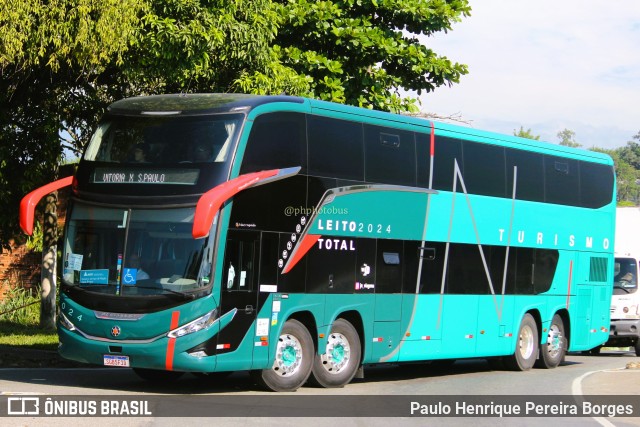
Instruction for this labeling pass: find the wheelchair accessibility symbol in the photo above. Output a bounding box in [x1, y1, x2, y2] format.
[122, 268, 137, 285]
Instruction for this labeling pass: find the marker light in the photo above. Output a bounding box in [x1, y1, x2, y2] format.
[59, 312, 76, 331]
[167, 309, 218, 338]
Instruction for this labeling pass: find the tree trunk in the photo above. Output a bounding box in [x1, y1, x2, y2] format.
[40, 191, 58, 330]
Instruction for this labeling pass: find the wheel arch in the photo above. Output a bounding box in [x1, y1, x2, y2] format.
[286, 310, 318, 353]
[554, 308, 571, 348]
[525, 308, 542, 337]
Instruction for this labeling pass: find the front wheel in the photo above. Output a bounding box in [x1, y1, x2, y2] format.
[309, 318, 361, 388]
[253, 319, 314, 392]
[504, 313, 538, 371]
[536, 314, 566, 369]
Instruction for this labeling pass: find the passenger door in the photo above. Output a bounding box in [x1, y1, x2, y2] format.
[215, 230, 260, 364]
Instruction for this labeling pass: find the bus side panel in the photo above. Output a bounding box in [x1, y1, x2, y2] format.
[397, 295, 443, 361]
[568, 251, 612, 351]
[476, 294, 515, 357]
[439, 295, 479, 358]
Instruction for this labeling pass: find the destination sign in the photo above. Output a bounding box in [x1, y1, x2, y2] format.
[92, 168, 200, 185]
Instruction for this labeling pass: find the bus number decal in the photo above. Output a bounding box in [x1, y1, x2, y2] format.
[317, 219, 392, 236]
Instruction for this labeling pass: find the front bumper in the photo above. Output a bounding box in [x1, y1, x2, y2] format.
[58, 325, 216, 372]
[606, 318, 640, 346]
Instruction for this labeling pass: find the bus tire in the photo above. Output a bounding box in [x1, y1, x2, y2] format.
[132, 367, 184, 383]
[535, 314, 566, 369]
[309, 318, 361, 388]
[504, 313, 538, 371]
[634, 340, 640, 357]
[254, 319, 314, 392]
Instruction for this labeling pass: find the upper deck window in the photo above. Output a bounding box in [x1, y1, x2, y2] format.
[83, 114, 243, 165]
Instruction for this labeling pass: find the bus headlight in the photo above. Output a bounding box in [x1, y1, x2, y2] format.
[167, 309, 218, 339]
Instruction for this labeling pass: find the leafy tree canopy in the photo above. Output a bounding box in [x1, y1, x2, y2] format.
[0, 0, 472, 249]
[557, 128, 581, 148]
[514, 126, 540, 140]
[268, 0, 471, 112]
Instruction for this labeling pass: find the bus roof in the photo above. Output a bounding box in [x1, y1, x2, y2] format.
[306, 97, 613, 165]
[107, 93, 304, 116]
[107, 93, 612, 165]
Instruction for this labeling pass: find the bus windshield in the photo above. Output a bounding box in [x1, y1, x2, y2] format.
[83, 114, 242, 164]
[62, 203, 216, 300]
[613, 257, 638, 295]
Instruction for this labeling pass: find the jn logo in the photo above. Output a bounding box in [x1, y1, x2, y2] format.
[7, 397, 40, 415]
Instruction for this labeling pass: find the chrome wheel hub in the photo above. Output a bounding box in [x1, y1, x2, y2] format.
[273, 333, 303, 376]
[519, 325, 535, 359]
[320, 332, 351, 374]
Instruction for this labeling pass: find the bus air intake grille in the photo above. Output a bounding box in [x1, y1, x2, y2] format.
[589, 257, 608, 283]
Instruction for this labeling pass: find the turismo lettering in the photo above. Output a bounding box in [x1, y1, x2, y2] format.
[498, 229, 610, 250]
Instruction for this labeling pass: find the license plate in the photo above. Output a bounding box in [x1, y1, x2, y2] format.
[103, 355, 130, 367]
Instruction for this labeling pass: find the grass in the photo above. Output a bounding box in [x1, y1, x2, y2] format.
[0, 285, 59, 352]
[0, 321, 58, 351]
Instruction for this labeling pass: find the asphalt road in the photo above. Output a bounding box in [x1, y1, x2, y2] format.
[0, 349, 638, 427]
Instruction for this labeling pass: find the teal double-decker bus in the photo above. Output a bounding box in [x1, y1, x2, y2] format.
[21, 94, 615, 391]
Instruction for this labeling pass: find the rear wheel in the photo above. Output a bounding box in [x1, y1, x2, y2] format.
[132, 368, 184, 383]
[634, 340, 640, 357]
[536, 314, 566, 369]
[309, 318, 361, 388]
[504, 313, 538, 371]
[253, 319, 314, 392]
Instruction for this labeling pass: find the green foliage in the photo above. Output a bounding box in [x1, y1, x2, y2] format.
[514, 126, 540, 140]
[0, 0, 146, 250]
[0, 0, 472, 250]
[25, 221, 43, 252]
[618, 138, 640, 170]
[0, 0, 144, 72]
[129, 0, 295, 93]
[275, 0, 471, 112]
[557, 128, 581, 148]
[0, 285, 40, 325]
